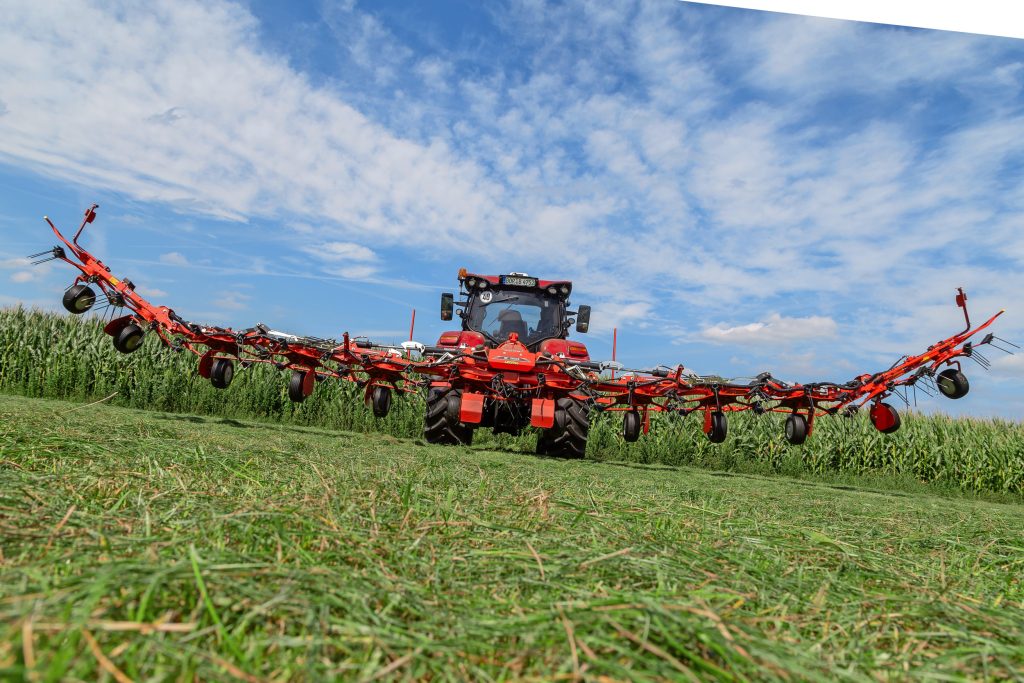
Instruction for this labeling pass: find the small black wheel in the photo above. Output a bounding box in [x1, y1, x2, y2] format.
[371, 385, 392, 418]
[210, 358, 234, 389]
[622, 410, 641, 442]
[62, 284, 96, 314]
[112, 323, 144, 354]
[870, 402, 901, 434]
[288, 370, 309, 403]
[937, 368, 969, 400]
[707, 411, 727, 443]
[424, 387, 474, 445]
[784, 413, 808, 445]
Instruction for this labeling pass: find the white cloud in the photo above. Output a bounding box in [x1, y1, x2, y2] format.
[701, 313, 838, 346]
[159, 252, 189, 266]
[10, 271, 34, 283]
[326, 265, 378, 280]
[312, 242, 377, 262]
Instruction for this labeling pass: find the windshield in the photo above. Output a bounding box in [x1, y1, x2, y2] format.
[465, 290, 562, 344]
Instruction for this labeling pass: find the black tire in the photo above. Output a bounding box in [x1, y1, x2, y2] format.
[424, 387, 473, 445]
[937, 368, 969, 400]
[288, 370, 309, 403]
[784, 413, 807, 445]
[870, 402, 901, 434]
[622, 409, 641, 443]
[112, 323, 144, 354]
[210, 358, 234, 389]
[707, 411, 727, 443]
[62, 284, 96, 314]
[543, 396, 590, 458]
[371, 385, 392, 418]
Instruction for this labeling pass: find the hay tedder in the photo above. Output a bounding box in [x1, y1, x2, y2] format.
[32, 205, 1014, 457]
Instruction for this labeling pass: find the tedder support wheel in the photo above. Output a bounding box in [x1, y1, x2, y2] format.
[707, 411, 728, 443]
[542, 396, 590, 458]
[622, 409, 641, 443]
[62, 284, 96, 314]
[424, 387, 473, 445]
[288, 370, 309, 403]
[784, 413, 808, 445]
[870, 402, 901, 434]
[371, 386, 392, 418]
[210, 358, 234, 389]
[112, 323, 144, 354]
[937, 368, 969, 399]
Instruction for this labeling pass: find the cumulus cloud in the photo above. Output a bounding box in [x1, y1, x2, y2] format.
[701, 313, 838, 346]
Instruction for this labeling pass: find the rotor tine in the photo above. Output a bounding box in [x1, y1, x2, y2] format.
[990, 342, 1016, 355]
[993, 335, 1021, 349]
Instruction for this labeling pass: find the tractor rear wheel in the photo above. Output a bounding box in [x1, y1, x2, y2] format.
[542, 396, 590, 458]
[424, 387, 473, 445]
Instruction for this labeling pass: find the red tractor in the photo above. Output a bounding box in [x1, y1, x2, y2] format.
[419, 269, 596, 456]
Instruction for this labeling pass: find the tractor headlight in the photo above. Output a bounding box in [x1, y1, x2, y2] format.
[466, 278, 477, 289]
[547, 286, 557, 295]
[477, 280, 488, 289]
[560, 285, 570, 295]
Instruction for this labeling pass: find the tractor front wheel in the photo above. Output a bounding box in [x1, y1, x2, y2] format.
[424, 387, 473, 445]
[541, 396, 590, 458]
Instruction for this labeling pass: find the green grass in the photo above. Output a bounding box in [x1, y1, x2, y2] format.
[2, 394, 1023, 680]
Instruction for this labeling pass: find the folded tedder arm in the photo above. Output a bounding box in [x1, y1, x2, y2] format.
[32, 205, 1013, 450]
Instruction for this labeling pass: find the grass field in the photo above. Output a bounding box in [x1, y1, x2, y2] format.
[2, 393, 1022, 681]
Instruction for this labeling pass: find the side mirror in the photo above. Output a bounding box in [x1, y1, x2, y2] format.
[575, 304, 591, 333]
[441, 293, 454, 321]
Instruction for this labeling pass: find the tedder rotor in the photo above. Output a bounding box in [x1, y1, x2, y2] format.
[31, 205, 1016, 457]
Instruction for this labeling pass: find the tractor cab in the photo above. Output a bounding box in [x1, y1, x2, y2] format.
[438, 269, 591, 356]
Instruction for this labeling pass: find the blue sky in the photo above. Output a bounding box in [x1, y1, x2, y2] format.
[2, 0, 1023, 418]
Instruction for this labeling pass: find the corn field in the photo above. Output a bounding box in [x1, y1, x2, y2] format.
[2, 306, 1022, 493]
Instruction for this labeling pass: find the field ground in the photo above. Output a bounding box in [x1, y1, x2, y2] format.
[1, 393, 1023, 681]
